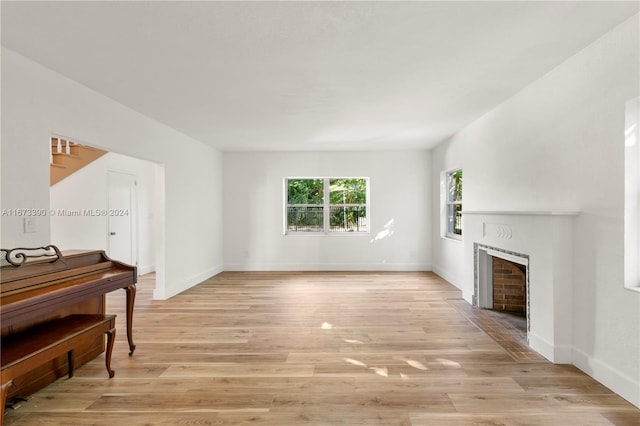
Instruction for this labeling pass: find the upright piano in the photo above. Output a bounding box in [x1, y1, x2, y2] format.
[0, 245, 136, 401]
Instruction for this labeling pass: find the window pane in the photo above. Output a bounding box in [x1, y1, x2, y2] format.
[447, 203, 463, 235]
[329, 206, 367, 233]
[287, 179, 323, 204]
[286, 177, 368, 235]
[448, 170, 463, 202]
[287, 206, 324, 232]
[329, 179, 366, 204]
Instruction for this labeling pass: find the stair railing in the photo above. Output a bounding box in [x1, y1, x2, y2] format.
[51, 137, 74, 163]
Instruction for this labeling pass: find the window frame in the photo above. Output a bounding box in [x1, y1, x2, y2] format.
[442, 168, 463, 241]
[284, 177, 370, 236]
[624, 97, 640, 292]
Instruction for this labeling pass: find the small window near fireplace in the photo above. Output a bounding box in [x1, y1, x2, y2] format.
[443, 169, 463, 240]
[624, 97, 640, 292]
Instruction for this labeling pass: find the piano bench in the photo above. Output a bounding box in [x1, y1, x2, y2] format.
[0, 314, 116, 425]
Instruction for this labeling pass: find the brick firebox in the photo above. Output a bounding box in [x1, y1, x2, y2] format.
[492, 257, 527, 316]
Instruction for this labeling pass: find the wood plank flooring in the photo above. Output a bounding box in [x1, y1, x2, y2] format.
[4, 271, 639, 425]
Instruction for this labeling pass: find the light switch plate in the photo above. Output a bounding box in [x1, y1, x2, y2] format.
[24, 217, 37, 233]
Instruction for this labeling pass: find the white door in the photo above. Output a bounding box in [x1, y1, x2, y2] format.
[107, 171, 136, 266]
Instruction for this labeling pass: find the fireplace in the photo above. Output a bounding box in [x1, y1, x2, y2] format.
[463, 211, 578, 363]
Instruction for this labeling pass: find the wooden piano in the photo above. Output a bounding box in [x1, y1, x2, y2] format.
[0, 245, 136, 407]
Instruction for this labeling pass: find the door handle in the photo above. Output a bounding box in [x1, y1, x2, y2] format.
[110, 232, 116, 236]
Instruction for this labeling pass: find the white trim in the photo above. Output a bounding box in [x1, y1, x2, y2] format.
[323, 178, 330, 233]
[283, 233, 371, 238]
[445, 233, 462, 241]
[462, 210, 580, 216]
[527, 332, 556, 362]
[431, 266, 463, 289]
[224, 263, 432, 272]
[477, 249, 493, 309]
[153, 264, 223, 300]
[573, 346, 640, 408]
[624, 97, 640, 291]
[440, 235, 463, 244]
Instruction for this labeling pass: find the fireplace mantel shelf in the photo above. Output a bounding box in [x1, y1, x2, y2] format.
[462, 210, 580, 216]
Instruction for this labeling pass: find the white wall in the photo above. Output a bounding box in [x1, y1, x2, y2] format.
[1, 47, 224, 300]
[224, 151, 431, 271]
[50, 152, 157, 275]
[431, 16, 639, 406]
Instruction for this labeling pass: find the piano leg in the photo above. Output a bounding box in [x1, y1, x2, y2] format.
[1, 380, 13, 426]
[105, 327, 116, 378]
[67, 350, 75, 378]
[125, 284, 136, 355]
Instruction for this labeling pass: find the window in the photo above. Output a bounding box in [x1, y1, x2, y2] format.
[625, 97, 639, 291]
[445, 169, 463, 239]
[286, 178, 368, 235]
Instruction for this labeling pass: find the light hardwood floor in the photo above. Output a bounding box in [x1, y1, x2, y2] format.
[4, 272, 639, 425]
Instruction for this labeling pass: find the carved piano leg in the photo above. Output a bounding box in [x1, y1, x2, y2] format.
[105, 328, 116, 378]
[125, 284, 136, 355]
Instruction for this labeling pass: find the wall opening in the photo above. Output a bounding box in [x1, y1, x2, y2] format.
[49, 140, 164, 282]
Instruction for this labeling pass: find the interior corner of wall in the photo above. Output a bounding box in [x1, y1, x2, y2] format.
[572, 346, 640, 408]
[152, 287, 167, 301]
[527, 332, 556, 363]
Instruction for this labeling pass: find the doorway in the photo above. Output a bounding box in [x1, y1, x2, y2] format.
[107, 170, 136, 265]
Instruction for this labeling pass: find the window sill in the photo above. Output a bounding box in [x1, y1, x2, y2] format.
[442, 235, 463, 243]
[624, 285, 640, 293]
[285, 233, 370, 237]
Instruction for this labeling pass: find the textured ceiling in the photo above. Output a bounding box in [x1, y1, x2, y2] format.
[2, 1, 638, 151]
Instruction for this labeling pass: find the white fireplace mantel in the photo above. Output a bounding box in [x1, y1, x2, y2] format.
[463, 211, 578, 363]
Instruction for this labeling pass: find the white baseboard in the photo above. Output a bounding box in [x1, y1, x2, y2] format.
[573, 346, 640, 408]
[431, 265, 472, 302]
[527, 332, 573, 364]
[527, 334, 639, 407]
[431, 265, 462, 288]
[553, 345, 573, 364]
[528, 332, 556, 362]
[153, 264, 223, 300]
[223, 263, 432, 272]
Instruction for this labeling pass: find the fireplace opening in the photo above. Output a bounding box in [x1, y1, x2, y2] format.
[474, 244, 530, 338]
[492, 257, 527, 317]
